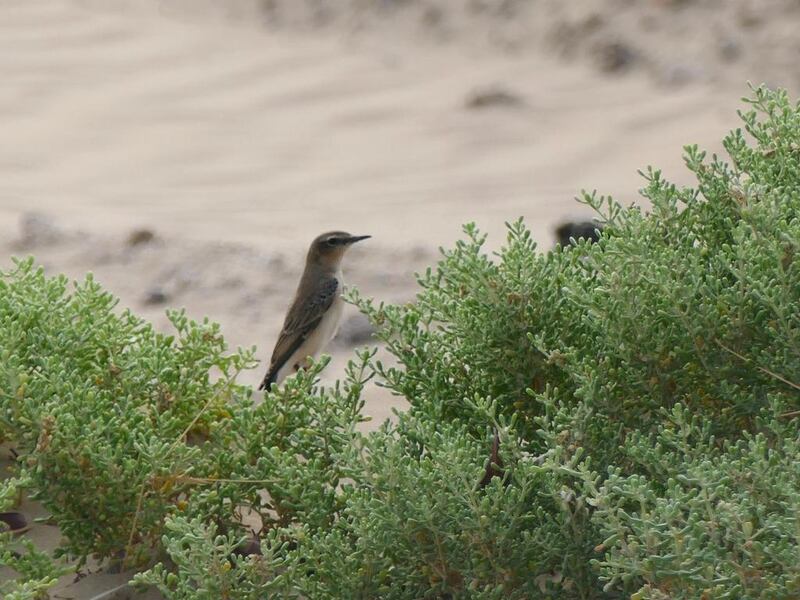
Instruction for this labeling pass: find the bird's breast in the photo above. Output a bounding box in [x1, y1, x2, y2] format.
[305, 273, 345, 356]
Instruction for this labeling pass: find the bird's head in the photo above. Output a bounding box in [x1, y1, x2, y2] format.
[307, 231, 371, 269]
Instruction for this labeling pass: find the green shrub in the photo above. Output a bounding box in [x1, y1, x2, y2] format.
[0, 533, 64, 600]
[323, 85, 800, 597]
[277, 411, 601, 599]
[356, 88, 799, 458]
[592, 403, 800, 599]
[132, 516, 293, 599]
[0, 86, 798, 598]
[0, 259, 366, 572]
[349, 222, 581, 442]
[0, 260, 256, 565]
[0, 477, 67, 599]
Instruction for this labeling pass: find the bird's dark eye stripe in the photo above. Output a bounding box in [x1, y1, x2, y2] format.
[327, 237, 343, 246]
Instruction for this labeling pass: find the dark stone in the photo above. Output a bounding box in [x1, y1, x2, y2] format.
[719, 38, 741, 62]
[336, 313, 376, 347]
[127, 229, 156, 247]
[465, 86, 526, 110]
[17, 212, 64, 248]
[0, 511, 29, 534]
[143, 286, 169, 305]
[554, 220, 603, 247]
[594, 40, 637, 73]
[234, 536, 262, 558]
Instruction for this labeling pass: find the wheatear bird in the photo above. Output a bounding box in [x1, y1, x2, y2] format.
[258, 231, 370, 390]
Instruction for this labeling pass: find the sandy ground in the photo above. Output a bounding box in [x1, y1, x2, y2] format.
[3, 0, 772, 402]
[1, 0, 800, 596]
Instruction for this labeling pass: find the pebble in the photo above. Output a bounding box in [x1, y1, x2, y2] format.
[465, 86, 526, 109]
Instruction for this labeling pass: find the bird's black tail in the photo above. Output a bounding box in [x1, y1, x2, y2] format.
[258, 368, 277, 391]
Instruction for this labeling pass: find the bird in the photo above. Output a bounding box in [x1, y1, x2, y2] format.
[258, 231, 370, 390]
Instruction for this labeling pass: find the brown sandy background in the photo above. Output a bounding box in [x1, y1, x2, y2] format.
[1, 1, 800, 594]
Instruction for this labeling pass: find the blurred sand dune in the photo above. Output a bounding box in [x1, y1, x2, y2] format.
[1, 0, 751, 253]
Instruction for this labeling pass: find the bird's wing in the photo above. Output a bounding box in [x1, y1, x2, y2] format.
[258, 276, 339, 390]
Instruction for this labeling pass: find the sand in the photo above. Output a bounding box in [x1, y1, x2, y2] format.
[1, 0, 757, 405]
[1, 0, 799, 596]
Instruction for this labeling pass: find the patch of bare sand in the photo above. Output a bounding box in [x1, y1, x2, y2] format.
[1, 0, 752, 260]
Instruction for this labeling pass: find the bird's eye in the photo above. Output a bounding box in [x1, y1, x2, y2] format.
[325, 238, 338, 246]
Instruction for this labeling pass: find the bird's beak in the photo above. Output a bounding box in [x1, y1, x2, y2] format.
[345, 235, 371, 244]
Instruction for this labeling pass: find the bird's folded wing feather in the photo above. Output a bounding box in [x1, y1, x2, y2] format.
[259, 276, 339, 389]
